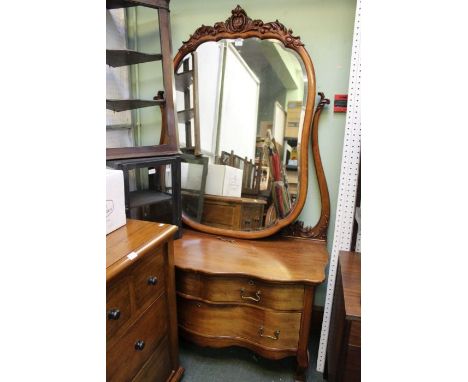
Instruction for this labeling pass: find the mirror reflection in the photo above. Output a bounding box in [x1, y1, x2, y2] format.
[175, 38, 307, 231]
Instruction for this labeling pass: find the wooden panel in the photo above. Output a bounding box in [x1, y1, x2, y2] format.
[132, 336, 171, 382]
[132, 248, 166, 309]
[174, 229, 328, 285]
[339, 251, 361, 320]
[344, 345, 361, 382]
[176, 270, 304, 311]
[177, 296, 301, 350]
[107, 294, 168, 382]
[349, 321, 360, 347]
[202, 202, 239, 229]
[240, 204, 264, 230]
[106, 219, 177, 276]
[106, 275, 132, 340]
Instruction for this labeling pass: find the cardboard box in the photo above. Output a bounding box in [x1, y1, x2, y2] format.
[205, 164, 243, 197]
[106, 168, 126, 235]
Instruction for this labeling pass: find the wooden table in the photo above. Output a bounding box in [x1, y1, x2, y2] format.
[326, 251, 361, 382]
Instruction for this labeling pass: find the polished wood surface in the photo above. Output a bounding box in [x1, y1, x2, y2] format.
[280, 92, 331, 241]
[106, 219, 183, 382]
[326, 251, 361, 382]
[339, 251, 361, 320]
[107, 295, 168, 381]
[106, 219, 177, 281]
[176, 270, 305, 311]
[178, 296, 302, 350]
[174, 6, 331, 239]
[174, 229, 328, 285]
[174, 228, 329, 381]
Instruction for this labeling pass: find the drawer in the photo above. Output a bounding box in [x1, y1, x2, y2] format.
[107, 293, 168, 382]
[178, 296, 301, 350]
[176, 271, 304, 311]
[132, 336, 172, 382]
[132, 249, 166, 310]
[240, 205, 264, 230]
[202, 202, 240, 229]
[107, 275, 131, 340]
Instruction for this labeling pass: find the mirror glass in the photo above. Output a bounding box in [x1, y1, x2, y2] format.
[175, 37, 307, 231]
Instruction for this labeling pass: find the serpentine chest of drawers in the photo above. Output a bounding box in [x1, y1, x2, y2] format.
[106, 219, 183, 382]
[173, 229, 328, 381]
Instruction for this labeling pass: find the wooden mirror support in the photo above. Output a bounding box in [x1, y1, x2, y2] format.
[280, 92, 331, 241]
[174, 5, 330, 240]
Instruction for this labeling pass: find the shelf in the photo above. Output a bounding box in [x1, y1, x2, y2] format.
[128, 190, 172, 209]
[177, 108, 194, 122]
[107, 99, 165, 112]
[107, 50, 162, 67]
[175, 70, 193, 91]
[106, 0, 169, 10]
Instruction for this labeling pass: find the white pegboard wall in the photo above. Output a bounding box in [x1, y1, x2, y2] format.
[317, 0, 361, 372]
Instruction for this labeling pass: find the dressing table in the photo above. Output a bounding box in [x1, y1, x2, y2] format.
[171, 6, 330, 381]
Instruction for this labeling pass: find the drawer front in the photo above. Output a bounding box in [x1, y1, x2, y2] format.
[176, 271, 304, 311]
[240, 205, 264, 230]
[107, 275, 131, 340]
[202, 202, 240, 229]
[107, 294, 168, 382]
[132, 249, 166, 310]
[178, 296, 301, 350]
[132, 336, 172, 382]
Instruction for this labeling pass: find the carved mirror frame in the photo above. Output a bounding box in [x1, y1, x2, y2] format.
[174, 5, 330, 240]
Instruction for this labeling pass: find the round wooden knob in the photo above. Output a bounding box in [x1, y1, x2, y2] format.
[108, 308, 120, 320]
[147, 276, 158, 286]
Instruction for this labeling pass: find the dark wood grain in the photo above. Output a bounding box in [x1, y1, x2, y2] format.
[326, 251, 361, 382]
[340, 251, 361, 320]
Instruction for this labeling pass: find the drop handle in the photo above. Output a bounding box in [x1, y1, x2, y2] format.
[259, 326, 280, 340]
[147, 276, 158, 286]
[135, 340, 145, 351]
[240, 288, 261, 302]
[107, 308, 120, 320]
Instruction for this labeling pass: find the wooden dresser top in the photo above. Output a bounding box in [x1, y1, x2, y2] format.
[339, 251, 361, 320]
[174, 229, 329, 285]
[106, 219, 178, 279]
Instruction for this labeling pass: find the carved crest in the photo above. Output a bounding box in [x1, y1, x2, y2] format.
[179, 5, 304, 54]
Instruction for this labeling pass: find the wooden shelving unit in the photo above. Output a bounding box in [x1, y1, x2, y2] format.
[106, 0, 178, 159]
[106, 0, 182, 236]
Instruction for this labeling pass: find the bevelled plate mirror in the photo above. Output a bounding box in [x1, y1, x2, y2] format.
[173, 6, 329, 239]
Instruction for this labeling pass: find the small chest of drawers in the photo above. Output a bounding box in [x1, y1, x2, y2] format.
[106, 219, 183, 382]
[174, 229, 329, 382]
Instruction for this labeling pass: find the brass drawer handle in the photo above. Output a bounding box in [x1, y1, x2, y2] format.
[259, 326, 280, 340]
[240, 288, 261, 302]
[135, 340, 145, 351]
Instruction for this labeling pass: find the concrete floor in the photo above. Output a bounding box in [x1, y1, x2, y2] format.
[179, 333, 326, 382]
